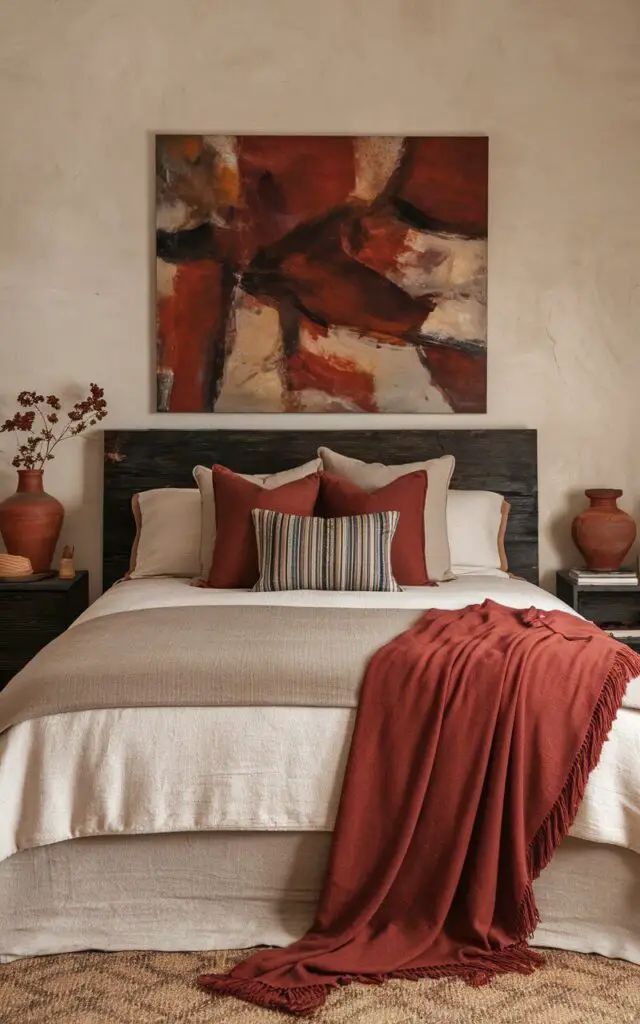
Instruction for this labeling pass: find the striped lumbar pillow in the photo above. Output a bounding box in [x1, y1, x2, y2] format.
[252, 509, 401, 592]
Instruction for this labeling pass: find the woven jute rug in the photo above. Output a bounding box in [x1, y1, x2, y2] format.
[1, 947, 639, 1023]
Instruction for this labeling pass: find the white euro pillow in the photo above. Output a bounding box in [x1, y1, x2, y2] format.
[128, 488, 201, 580]
[447, 490, 510, 574]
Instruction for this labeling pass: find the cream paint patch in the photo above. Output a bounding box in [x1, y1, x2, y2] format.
[203, 134, 240, 208]
[155, 199, 199, 232]
[203, 134, 237, 165]
[390, 232, 487, 300]
[216, 293, 285, 412]
[297, 325, 453, 413]
[422, 296, 486, 342]
[352, 137, 404, 201]
[155, 258, 177, 298]
[297, 390, 363, 413]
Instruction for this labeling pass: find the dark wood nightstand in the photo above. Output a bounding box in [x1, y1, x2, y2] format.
[0, 571, 89, 691]
[556, 570, 640, 653]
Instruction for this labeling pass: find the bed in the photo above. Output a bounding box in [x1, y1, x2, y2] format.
[0, 429, 639, 966]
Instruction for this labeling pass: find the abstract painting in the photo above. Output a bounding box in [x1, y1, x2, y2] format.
[155, 136, 487, 413]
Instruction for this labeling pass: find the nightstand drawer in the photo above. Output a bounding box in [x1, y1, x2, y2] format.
[0, 626, 62, 668]
[577, 590, 640, 628]
[0, 571, 89, 688]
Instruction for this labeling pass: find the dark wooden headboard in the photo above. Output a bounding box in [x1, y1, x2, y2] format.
[103, 429, 538, 590]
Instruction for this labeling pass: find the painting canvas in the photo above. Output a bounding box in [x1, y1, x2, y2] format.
[155, 135, 488, 413]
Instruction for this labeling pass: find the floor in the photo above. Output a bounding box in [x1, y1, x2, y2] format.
[1, 947, 640, 1023]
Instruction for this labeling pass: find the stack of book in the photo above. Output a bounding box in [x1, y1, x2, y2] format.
[568, 567, 639, 586]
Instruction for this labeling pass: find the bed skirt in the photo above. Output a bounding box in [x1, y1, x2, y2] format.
[0, 831, 638, 964]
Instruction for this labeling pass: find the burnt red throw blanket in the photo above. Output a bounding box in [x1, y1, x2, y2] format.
[200, 600, 640, 1016]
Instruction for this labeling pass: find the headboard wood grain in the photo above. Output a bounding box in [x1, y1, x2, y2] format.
[103, 429, 538, 590]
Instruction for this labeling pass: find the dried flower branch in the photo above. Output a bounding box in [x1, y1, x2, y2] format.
[0, 385, 108, 469]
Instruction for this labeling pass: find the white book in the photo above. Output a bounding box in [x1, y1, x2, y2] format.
[575, 578, 638, 586]
[569, 569, 637, 578]
[571, 573, 638, 579]
[607, 628, 640, 638]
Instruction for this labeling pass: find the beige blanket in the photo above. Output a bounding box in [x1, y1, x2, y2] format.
[0, 605, 422, 733]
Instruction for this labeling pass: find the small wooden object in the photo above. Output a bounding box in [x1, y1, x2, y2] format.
[0, 553, 33, 578]
[58, 545, 76, 580]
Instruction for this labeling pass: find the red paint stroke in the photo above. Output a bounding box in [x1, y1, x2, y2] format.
[423, 345, 486, 413]
[235, 136, 356, 260]
[289, 346, 377, 412]
[301, 315, 330, 342]
[277, 227, 432, 341]
[399, 137, 488, 237]
[342, 213, 412, 278]
[157, 261, 222, 411]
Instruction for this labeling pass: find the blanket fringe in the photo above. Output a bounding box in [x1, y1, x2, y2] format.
[199, 943, 545, 1015]
[517, 643, 639, 939]
[198, 974, 332, 1017]
[384, 941, 545, 987]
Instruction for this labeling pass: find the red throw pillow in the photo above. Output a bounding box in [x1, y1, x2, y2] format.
[319, 470, 429, 585]
[208, 466, 321, 588]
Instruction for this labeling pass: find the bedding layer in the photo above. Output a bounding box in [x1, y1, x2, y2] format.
[71, 574, 640, 710]
[0, 704, 638, 866]
[0, 605, 424, 732]
[0, 576, 638, 872]
[1, 833, 639, 964]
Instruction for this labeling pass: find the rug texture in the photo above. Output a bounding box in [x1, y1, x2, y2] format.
[1, 948, 639, 1023]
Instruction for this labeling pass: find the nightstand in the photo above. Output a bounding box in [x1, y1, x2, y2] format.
[0, 571, 89, 691]
[556, 570, 640, 653]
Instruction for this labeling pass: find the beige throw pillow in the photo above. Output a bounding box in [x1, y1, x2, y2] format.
[446, 490, 511, 574]
[128, 488, 201, 579]
[193, 459, 323, 580]
[317, 447, 455, 582]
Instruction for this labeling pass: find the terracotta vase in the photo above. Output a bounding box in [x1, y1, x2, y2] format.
[571, 488, 637, 571]
[0, 469, 64, 572]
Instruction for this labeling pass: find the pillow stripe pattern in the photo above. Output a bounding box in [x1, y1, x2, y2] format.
[252, 509, 401, 592]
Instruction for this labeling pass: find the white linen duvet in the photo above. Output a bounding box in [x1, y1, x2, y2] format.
[0, 574, 639, 868]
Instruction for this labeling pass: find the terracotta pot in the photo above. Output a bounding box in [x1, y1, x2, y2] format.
[0, 470, 64, 572]
[571, 488, 637, 571]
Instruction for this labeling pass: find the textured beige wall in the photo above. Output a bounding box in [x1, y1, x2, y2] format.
[1, 0, 639, 595]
